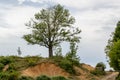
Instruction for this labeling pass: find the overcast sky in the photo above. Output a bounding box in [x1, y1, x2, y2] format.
[0, 0, 120, 69]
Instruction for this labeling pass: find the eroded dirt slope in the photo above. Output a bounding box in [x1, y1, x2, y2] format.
[21, 62, 70, 78]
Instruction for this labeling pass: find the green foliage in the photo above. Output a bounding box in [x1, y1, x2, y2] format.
[0, 56, 15, 65]
[91, 62, 106, 76]
[66, 42, 80, 66]
[113, 21, 120, 42]
[96, 62, 106, 71]
[59, 58, 75, 74]
[108, 40, 120, 70]
[25, 56, 40, 67]
[0, 71, 19, 80]
[36, 75, 51, 80]
[90, 70, 105, 76]
[23, 4, 81, 57]
[105, 21, 120, 70]
[52, 76, 68, 80]
[18, 76, 33, 80]
[0, 63, 4, 71]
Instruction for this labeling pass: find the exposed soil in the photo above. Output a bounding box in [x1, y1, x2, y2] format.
[21, 62, 70, 78]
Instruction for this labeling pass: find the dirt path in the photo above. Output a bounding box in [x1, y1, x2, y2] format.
[101, 72, 119, 80]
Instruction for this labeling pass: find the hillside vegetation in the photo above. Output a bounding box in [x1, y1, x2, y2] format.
[0, 55, 114, 80]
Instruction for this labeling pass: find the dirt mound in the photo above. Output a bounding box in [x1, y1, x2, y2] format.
[21, 62, 69, 78]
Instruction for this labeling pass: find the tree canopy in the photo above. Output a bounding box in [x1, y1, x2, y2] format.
[23, 4, 81, 57]
[105, 21, 120, 70]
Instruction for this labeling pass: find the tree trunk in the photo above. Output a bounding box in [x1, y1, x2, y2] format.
[49, 45, 53, 57]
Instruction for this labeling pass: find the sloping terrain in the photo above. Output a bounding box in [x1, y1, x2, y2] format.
[0, 56, 118, 80]
[21, 62, 100, 80]
[21, 62, 70, 78]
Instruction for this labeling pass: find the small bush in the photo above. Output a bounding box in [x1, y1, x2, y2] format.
[91, 70, 105, 76]
[25, 57, 38, 67]
[96, 62, 106, 71]
[18, 76, 33, 80]
[0, 71, 19, 80]
[59, 58, 75, 74]
[36, 75, 51, 80]
[0, 63, 4, 71]
[91, 62, 106, 76]
[52, 76, 68, 80]
[0, 56, 15, 65]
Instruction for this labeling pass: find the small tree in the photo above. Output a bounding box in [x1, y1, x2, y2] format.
[23, 4, 81, 57]
[66, 42, 80, 66]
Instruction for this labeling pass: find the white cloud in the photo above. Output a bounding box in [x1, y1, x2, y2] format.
[17, 0, 120, 10]
[18, 0, 26, 4]
[0, 5, 41, 38]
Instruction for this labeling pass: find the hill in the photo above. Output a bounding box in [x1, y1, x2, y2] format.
[0, 56, 118, 80]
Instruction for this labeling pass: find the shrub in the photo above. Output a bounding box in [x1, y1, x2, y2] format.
[36, 75, 51, 80]
[18, 76, 33, 80]
[91, 62, 106, 76]
[0, 71, 19, 80]
[91, 70, 105, 76]
[52, 76, 68, 80]
[25, 57, 38, 67]
[0, 63, 4, 71]
[0, 56, 15, 65]
[96, 62, 106, 71]
[59, 58, 75, 74]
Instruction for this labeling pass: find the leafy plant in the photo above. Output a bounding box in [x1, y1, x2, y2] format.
[52, 76, 68, 80]
[91, 70, 105, 76]
[0, 71, 19, 80]
[0, 56, 15, 65]
[36, 75, 51, 80]
[59, 58, 75, 74]
[18, 76, 33, 80]
[66, 42, 80, 66]
[0, 63, 4, 71]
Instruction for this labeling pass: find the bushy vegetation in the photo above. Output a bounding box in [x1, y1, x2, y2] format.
[0, 56, 15, 65]
[36, 75, 68, 80]
[36, 75, 51, 80]
[58, 58, 76, 74]
[18, 76, 33, 80]
[96, 62, 106, 71]
[0, 70, 19, 80]
[91, 70, 106, 76]
[52, 76, 68, 80]
[65, 42, 80, 66]
[105, 21, 120, 70]
[91, 62, 106, 76]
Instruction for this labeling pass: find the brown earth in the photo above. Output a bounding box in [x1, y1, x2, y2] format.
[21, 62, 70, 78]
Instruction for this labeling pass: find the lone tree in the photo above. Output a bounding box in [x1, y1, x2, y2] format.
[23, 4, 81, 57]
[105, 21, 120, 70]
